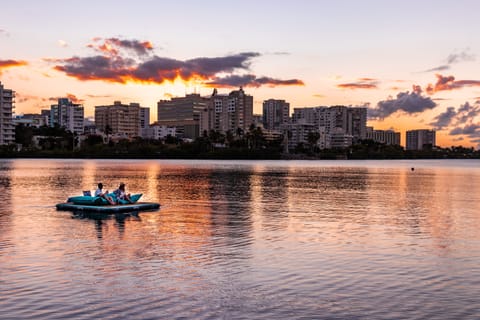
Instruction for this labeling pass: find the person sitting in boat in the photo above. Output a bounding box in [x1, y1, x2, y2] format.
[113, 182, 133, 204]
[94, 182, 116, 205]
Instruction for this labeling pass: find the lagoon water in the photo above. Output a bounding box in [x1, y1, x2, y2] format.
[0, 159, 479, 319]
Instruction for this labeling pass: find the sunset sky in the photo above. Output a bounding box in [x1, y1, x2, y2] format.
[1, 0, 480, 147]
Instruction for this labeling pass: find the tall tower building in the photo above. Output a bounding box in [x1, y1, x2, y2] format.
[209, 87, 253, 134]
[0, 82, 15, 145]
[406, 129, 436, 150]
[50, 98, 84, 135]
[95, 101, 141, 137]
[262, 99, 290, 130]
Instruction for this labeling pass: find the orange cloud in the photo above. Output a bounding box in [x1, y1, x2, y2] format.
[48, 93, 84, 104]
[0, 59, 28, 74]
[426, 74, 480, 94]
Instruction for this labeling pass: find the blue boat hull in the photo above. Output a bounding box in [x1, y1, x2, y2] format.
[56, 201, 160, 213]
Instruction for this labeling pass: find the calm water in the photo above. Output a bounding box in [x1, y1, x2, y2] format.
[0, 159, 479, 319]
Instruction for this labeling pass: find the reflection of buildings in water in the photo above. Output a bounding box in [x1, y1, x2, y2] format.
[286, 167, 369, 219]
[250, 166, 290, 232]
[0, 160, 13, 256]
[208, 169, 254, 238]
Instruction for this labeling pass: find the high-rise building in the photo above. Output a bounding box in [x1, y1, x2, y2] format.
[282, 122, 318, 150]
[139, 107, 150, 130]
[50, 98, 84, 135]
[291, 106, 367, 148]
[262, 99, 290, 130]
[366, 127, 401, 145]
[157, 94, 208, 139]
[406, 129, 436, 150]
[95, 101, 141, 137]
[0, 82, 15, 145]
[208, 87, 253, 134]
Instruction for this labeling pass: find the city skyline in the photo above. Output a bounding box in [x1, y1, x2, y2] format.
[1, 0, 480, 147]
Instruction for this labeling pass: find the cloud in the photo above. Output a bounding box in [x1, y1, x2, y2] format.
[87, 37, 154, 57]
[446, 49, 475, 64]
[66, 93, 84, 104]
[369, 86, 436, 119]
[337, 78, 378, 90]
[205, 74, 304, 88]
[423, 48, 475, 73]
[0, 59, 28, 74]
[48, 94, 84, 104]
[430, 106, 457, 130]
[430, 101, 480, 131]
[313, 94, 325, 98]
[423, 65, 450, 72]
[86, 94, 115, 99]
[449, 123, 480, 137]
[426, 74, 480, 94]
[52, 38, 303, 88]
[58, 40, 68, 48]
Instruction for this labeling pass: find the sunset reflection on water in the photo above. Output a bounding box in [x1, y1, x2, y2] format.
[1, 159, 480, 319]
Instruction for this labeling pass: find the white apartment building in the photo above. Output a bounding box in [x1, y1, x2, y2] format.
[50, 98, 84, 135]
[209, 87, 253, 134]
[366, 126, 401, 145]
[406, 129, 436, 150]
[0, 82, 15, 145]
[263, 99, 290, 130]
[142, 124, 177, 140]
[291, 105, 367, 149]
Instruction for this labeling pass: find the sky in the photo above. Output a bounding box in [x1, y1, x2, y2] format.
[1, 0, 480, 148]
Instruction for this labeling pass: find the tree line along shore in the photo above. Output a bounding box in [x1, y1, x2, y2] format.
[3, 124, 479, 160]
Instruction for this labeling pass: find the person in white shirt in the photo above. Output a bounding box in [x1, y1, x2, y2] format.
[94, 182, 116, 205]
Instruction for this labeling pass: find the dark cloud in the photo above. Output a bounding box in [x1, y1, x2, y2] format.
[447, 49, 475, 64]
[52, 39, 303, 88]
[206, 74, 304, 88]
[426, 74, 480, 94]
[337, 78, 378, 90]
[185, 52, 259, 76]
[0, 59, 28, 74]
[430, 102, 480, 138]
[423, 49, 475, 73]
[423, 65, 450, 72]
[430, 106, 457, 129]
[449, 123, 480, 136]
[87, 37, 154, 57]
[457, 101, 480, 123]
[369, 87, 436, 119]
